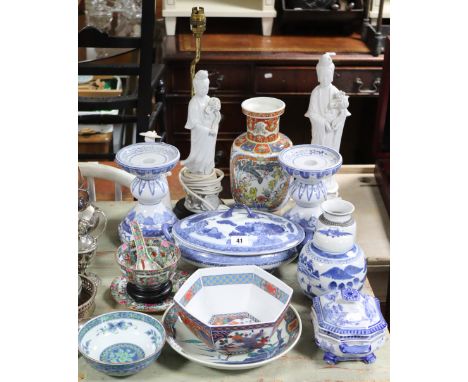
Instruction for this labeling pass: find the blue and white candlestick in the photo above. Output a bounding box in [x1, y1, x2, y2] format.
[278, 144, 342, 247]
[115, 142, 180, 243]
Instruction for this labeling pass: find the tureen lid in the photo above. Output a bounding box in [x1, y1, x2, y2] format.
[311, 288, 387, 338]
[171, 204, 305, 256]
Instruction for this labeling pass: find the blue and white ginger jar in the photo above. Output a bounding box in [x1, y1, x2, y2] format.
[297, 241, 366, 298]
[313, 198, 356, 254]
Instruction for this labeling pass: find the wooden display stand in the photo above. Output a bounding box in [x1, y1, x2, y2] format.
[162, 0, 276, 36]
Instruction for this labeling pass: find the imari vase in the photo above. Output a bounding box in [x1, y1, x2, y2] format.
[230, 97, 292, 211]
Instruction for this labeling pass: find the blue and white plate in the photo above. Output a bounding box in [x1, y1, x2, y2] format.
[115, 142, 180, 179]
[171, 204, 304, 256]
[162, 303, 302, 370]
[278, 144, 342, 180]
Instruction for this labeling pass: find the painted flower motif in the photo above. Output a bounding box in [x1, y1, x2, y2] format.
[184, 289, 193, 303]
[107, 348, 138, 363]
[179, 312, 194, 329]
[96, 320, 133, 336]
[256, 195, 267, 204]
[287, 318, 298, 334]
[341, 288, 360, 301]
[264, 281, 277, 296]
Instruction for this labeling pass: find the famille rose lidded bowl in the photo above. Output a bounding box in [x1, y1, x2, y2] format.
[173, 265, 293, 355]
[311, 288, 387, 364]
[230, 97, 292, 211]
[166, 204, 304, 268]
[115, 237, 181, 304]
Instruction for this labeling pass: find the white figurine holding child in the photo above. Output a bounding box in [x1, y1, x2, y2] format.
[305, 52, 351, 153]
[179, 70, 224, 213]
[182, 70, 221, 175]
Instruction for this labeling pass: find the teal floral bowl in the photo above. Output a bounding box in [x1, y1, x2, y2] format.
[78, 311, 166, 376]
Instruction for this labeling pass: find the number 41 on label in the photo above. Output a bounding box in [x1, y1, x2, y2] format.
[232, 236, 253, 246]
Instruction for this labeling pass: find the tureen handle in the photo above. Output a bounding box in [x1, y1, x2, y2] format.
[221, 203, 258, 219]
[339, 343, 371, 354]
[162, 223, 174, 243]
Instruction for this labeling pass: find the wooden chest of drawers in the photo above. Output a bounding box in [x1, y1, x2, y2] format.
[162, 35, 384, 197]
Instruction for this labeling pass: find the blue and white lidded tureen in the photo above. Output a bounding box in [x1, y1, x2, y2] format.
[166, 204, 305, 269]
[311, 288, 387, 364]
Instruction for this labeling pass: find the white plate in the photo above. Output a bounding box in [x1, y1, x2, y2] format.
[162, 303, 302, 370]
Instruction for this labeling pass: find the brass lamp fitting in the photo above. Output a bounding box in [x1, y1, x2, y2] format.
[190, 7, 206, 96]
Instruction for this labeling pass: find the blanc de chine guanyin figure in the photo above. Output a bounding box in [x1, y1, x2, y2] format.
[180, 70, 223, 213]
[182, 70, 221, 175]
[305, 52, 351, 153]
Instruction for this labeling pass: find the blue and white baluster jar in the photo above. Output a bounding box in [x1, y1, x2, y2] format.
[278, 144, 343, 247]
[297, 198, 366, 298]
[115, 142, 180, 243]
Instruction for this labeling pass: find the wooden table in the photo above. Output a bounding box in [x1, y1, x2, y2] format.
[78, 170, 390, 381]
[94, 167, 390, 304]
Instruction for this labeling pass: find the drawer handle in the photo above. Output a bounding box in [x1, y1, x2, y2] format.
[214, 150, 225, 166]
[354, 77, 381, 95]
[209, 71, 225, 92]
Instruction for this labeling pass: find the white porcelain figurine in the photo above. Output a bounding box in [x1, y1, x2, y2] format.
[305, 52, 351, 153]
[182, 70, 221, 175]
[140, 130, 162, 142]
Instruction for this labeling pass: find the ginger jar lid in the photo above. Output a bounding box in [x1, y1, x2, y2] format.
[171, 204, 305, 256]
[311, 288, 387, 339]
